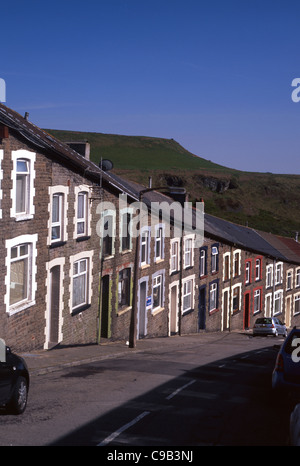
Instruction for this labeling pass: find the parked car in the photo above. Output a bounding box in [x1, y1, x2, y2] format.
[0, 345, 30, 414]
[272, 326, 300, 393]
[253, 317, 287, 338]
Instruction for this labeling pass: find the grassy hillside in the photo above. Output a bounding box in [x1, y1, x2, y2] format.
[46, 129, 300, 238]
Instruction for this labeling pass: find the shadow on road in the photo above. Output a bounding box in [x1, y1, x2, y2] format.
[48, 342, 297, 446]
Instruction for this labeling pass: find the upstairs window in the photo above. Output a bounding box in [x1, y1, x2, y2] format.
[266, 264, 273, 288]
[170, 239, 179, 273]
[49, 186, 68, 245]
[11, 150, 36, 219]
[287, 270, 293, 290]
[255, 258, 262, 281]
[51, 193, 64, 243]
[223, 253, 230, 281]
[120, 211, 132, 252]
[102, 212, 115, 257]
[211, 246, 219, 273]
[275, 262, 283, 285]
[184, 236, 193, 268]
[155, 225, 164, 261]
[296, 268, 300, 288]
[233, 250, 241, 277]
[140, 228, 150, 266]
[245, 261, 251, 284]
[200, 248, 207, 277]
[77, 192, 88, 236]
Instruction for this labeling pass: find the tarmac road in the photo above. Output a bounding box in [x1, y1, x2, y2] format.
[0, 332, 294, 446]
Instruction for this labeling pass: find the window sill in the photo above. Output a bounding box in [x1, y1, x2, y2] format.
[209, 308, 219, 315]
[71, 304, 91, 316]
[140, 263, 150, 270]
[120, 249, 132, 255]
[117, 306, 132, 316]
[182, 307, 194, 316]
[14, 214, 34, 222]
[50, 241, 67, 249]
[76, 235, 91, 243]
[8, 300, 36, 316]
[152, 306, 164, 316]
[103, 254, 114, 260]
[155, 258, 164, 264]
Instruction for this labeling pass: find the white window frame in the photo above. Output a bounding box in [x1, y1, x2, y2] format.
[255, 258, 261, 281]
[200, 249, 206, 277]
[275, 262, 283, 285]
[233, 249, 241, 277]
[5, 234, 38, 315]
[184, 235, 194, 269]
[182, 276, 195, 313]
[245, 260, 251, 284]
[140, 226, 151, 266]
[69, 250, 93, 313]
[120, 207, 133, 252]
[209, 282, 218, 312]
[273, 289, 283, 315]
[254, 288, 261, 313]
[11, 150, 36, 220]
[48, 186, 69, 245]
[223, 252, 231, 281]
[211, 246, 218, 273]
[152, 270, 165, 312]
[232, 283, 242, 312]
[170, 238, 180, 273]
[286, 269, 293, 291]
[74, 185, 91, 239]
[266, 264, 273, 288]
[294, 292, 300, 315]
[155, 223, 165, 262]
[296, 268, 300, 288]
[101, 209, 116, 257]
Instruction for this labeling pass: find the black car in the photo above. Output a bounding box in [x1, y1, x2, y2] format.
[0, 346, 29, 414]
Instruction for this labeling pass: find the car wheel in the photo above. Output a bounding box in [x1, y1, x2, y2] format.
[8, 376, 28, 414]
[274, 330, 279, 337]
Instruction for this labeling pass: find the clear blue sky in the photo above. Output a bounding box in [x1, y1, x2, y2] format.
[1, 0, 300, 173]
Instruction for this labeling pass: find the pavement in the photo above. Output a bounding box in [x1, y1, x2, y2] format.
[19, 331, 246, 376]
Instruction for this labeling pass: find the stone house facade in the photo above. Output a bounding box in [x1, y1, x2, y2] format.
[2, 102, 300, 353]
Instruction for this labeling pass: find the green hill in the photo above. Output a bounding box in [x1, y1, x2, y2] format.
[46, 129, 300, 238]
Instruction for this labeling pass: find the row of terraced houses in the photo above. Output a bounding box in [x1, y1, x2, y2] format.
[1, 102, 300, 352]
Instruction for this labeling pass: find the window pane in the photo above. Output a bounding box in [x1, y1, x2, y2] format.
[77, 193, 85, 219]
[16, 175, 26, 213]
[10, 258, 28, 305]
[52, 195, 60, 223]
[17, 160, 28, 172]
[73, 275, 86, 308]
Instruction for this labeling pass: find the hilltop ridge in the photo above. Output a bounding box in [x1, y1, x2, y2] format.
[46, 129, 300, 238]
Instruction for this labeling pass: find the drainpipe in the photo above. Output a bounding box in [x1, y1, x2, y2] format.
[229, 245, 233, 332]
[272, 259, 276, 317]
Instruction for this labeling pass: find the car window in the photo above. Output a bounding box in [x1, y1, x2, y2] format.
[256, 318, 272, 324]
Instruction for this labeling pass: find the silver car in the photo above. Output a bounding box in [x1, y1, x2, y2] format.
[253, 317, 287, 338]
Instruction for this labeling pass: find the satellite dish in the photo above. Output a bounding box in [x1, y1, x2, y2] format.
[99, 159, 114, 172]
